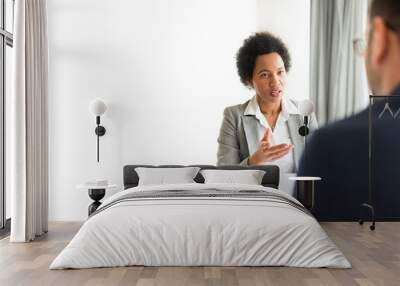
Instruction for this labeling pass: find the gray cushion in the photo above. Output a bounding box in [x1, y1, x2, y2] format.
[124, 165, 280, 189]
[135, 167, 200, 186]
[200, 169, 266, 185]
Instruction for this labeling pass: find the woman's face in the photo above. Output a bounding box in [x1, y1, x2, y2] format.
[249, 52, 287, 105]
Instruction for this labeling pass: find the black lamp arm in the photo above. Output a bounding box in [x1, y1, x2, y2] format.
[303, 115, 309, 126]
[94, 115, 106, 162]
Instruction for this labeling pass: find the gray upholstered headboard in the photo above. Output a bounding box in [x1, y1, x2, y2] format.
[123, 165, 280, 189]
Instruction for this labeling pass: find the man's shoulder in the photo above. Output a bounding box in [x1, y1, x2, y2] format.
[309, 109, 368, 149]
[315, 110, 368, 136]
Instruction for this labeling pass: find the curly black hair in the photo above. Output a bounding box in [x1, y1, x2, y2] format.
[236, 32, 291, 86]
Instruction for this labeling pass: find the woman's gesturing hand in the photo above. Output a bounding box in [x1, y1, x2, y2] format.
[248, 128, 293, 165]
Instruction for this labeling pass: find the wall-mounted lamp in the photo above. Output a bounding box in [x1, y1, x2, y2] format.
[298, 99, 314, 137]
[89, 99, 107, 162]
[298, 99, 315, 168]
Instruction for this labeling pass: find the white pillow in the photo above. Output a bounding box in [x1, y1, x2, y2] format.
[135, 167, 201, 186]
[200, 169, 266, 185]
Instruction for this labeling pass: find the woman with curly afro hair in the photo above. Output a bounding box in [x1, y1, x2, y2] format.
[217, 32, 318, 180]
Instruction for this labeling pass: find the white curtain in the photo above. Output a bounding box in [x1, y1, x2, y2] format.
[310, 0, 369, 125]
[9, 0, 48, 242]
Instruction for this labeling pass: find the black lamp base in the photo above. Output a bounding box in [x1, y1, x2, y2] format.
[95, 126, 106, 136]
[298, 125, 310, 136]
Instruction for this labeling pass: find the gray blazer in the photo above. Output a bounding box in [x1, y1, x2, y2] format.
[217, 99, 318, 170]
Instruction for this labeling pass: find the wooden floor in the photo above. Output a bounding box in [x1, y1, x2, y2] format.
[0, 222, 399, 286]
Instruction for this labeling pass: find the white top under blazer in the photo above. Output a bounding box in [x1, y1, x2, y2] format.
[244, 95, 299, 173]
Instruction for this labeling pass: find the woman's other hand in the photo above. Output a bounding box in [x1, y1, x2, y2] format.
[248, 128, 293, 165]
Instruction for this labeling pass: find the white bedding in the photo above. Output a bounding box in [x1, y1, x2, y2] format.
[50, 183, 350, 269]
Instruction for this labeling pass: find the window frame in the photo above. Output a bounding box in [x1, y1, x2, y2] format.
[0, 0, 14, 232]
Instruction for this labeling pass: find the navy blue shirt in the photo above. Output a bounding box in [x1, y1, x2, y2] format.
[298, 85, 400, 220]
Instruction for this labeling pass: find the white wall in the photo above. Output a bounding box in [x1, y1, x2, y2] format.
[257, 0, 310, 100]
[48, 0, 310, 221]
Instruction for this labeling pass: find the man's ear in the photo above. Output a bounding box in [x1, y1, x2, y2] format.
[246, 80, 253, 89]
[370, 17, 389, 66]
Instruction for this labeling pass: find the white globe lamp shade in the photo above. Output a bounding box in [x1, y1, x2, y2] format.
[298, 99, 314, 116]
[89, 99, 107, 116]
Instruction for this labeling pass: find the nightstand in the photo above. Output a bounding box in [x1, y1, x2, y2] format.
[77, 183, 117, 216]
[289, 176, 321, 211]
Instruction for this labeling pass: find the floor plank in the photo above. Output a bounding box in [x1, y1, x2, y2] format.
[0, 222, 399, 286]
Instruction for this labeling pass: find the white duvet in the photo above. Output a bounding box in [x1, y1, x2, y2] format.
[50, 183, 350, 269]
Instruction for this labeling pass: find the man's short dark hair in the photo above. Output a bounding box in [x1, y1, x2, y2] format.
[370, 0, 400, 30]
[236, 32, 291, 86]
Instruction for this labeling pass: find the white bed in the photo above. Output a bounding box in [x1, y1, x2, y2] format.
[50, 183, 350, 269]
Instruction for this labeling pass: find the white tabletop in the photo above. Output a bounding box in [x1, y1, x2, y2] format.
[289, 176, 321, 181]
[76, 184, 117, 190]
